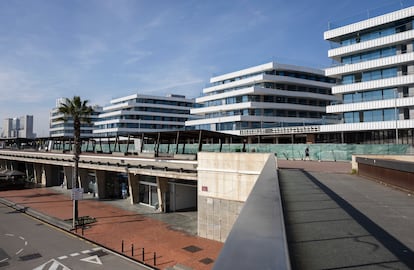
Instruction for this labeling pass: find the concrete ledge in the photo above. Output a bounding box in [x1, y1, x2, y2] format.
[355, 157, 414, 192]
[138, 153, 155, 158]
[213, 155, 290, 270]
[173, 154, 197, 160]
[356, 157, 414, 173]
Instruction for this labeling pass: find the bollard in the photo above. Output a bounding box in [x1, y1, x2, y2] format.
[142, 247, 145, 261]
[132, 244, 134, 257]
[81, 226, 84, 236]
[121, 240, 124, 253]
[153, 252, 156, 266]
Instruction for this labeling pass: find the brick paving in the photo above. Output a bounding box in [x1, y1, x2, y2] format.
[0, 188, 222, 270]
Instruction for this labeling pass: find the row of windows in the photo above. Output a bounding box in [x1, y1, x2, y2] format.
[115, 107, 190, 114]
[207, 82, 331, 97]
[96, 123, 185, 129]
[344, 109, 396, 123]
[341, 26, 396, 46]
[98, 115, 189, 122]
[265, 70, 335, 83]
[204, 95, 328, 107]
[129, 98, 193, 108]
[211, 69, 335, 86]
[343, 88, 397, 103]
[204, 109, 325, 119]
[50, 123, 94, 129]
[339, 19, 413, 47]
[342, 67, 398, 84]
[342, 46, 396, 65]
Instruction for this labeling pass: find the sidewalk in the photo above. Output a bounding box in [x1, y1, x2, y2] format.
[0, 187, 222, 270]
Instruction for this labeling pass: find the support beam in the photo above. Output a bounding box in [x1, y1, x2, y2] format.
[156, 177, 169, 212]
[198, 130, 203, 152]
[95, 170, 107, 199]
[175, 131, 180, 154]
[63, 166, 74, 189]
[128, 173, 140, 204]
[79, 169, 89, 191]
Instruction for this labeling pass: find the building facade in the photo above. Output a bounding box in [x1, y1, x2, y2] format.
[323, 6, 414, 144]
[185, 62, 338, 137]
[2, 115, 35, 139]
[93, 93, 196, 137]
[49, 98, 102, 138]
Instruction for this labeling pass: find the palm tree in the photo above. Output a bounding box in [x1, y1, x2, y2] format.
[57, 96, 94, 228]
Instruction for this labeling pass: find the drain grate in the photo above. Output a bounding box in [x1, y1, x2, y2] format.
[0, 261, 10, 268]
[19, 253, 42, 261]
[89, 250, 107, 257]
[182, 245, 202, 253]
[199, 257, 214, 265]
[0, 248, 10, 261]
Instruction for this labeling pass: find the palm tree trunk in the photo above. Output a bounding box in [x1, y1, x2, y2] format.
[73, 119, 81, 228]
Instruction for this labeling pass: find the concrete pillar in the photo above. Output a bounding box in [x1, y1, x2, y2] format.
[63, 166, 73, 189]
[41, 164, 53, 187]
[128, 173, 140, 204]
[33, 164, 43, 185]
[156, 177, 169, 212]
[95, 170, 107, 199]
[0, 160, 6, 170]
[79, 169, 89, 192]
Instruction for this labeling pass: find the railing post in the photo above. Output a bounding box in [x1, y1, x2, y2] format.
[142, 247, 145, 261]
[131, 244, 134, 257]
[121, 240, 124, 253]
[153, 252, 156, 266]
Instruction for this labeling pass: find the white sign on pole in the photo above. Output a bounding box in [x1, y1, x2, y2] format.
[71, 188, 84, 200]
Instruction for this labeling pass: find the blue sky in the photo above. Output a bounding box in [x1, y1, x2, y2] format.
[0, 0, 411, 136]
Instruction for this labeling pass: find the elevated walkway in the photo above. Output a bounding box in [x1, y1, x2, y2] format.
[279, 169, 414, 269]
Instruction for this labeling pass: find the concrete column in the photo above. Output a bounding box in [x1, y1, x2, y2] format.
[79, 169, 89, 192]
[127, 173, 140, 204]
[0, 160, 6, 170]
[156, 177, 169, 212]
[33, 164, 43, 185]
[41, 164, 53, 187]
[63, 166, 73, 189]
[95, 170, 107, 199]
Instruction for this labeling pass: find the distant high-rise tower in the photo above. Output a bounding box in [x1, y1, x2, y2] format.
[2, 115, 35, 138]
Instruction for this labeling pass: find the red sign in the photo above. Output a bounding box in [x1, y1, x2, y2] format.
[201, 186, 208, 192]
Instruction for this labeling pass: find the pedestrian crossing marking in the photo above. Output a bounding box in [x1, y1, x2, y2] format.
[32, 259, 71, 270]
[80, 255, 102, 265]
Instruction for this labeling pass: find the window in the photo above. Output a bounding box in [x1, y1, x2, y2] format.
[342, 74, 355, 84]
[384, 109, 395, 121]
[382, 67, 397, 78]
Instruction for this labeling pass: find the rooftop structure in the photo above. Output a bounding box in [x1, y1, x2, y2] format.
[94, 93, 196, 137]
[186, 62, 339, 137]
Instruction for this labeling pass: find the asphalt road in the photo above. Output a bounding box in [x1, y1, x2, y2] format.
[0, 203, 151, 270]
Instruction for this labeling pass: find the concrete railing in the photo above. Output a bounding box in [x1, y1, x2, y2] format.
[213, 154, 291, 270]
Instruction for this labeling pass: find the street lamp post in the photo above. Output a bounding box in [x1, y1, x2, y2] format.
[72, 163, 76, 229]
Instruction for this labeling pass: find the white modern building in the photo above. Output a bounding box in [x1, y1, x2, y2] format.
[323, 6, 414, 144]
[49, 98, 102, 138]
[186, 62, 338, 141]
[2, 115, 35, 139]
[94, 93, 196, 137]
